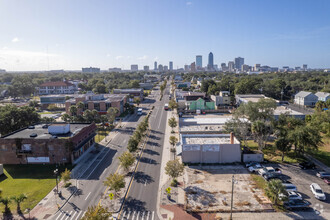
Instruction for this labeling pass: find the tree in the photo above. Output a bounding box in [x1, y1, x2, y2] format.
[81, 205, 112, 220]
[11, 194, 27, 213]
[289, 125, 322, 154]
[61, 113, 71, 123]
[61, 168, 71, 184]
[234, 99, 276, 122]
[103, 173, 125, 196]
[0, 197, 12, 214]
[77, 101, 85, 113]
[119, 151, 136, 172]
[224, 118, 250, 146]
[69, 105, 77, 116]
[265, 179, 287, 205]
[169, 136, 178, 148]
[251, 120, 273, 150]
[169, 99, 178, 110]
[275, 137, 291, 162]
[168, 117, 177, 133]
[127, 137, 139, 152]
[107, 107, 119, 125]
[165, 159, 184, 185]
[134, 97, 141, 106]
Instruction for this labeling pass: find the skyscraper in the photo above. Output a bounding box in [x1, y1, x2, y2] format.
[154, 61, 157, 70]
[190, 62, 196, 72]
[207, 52, 214, 70]
[158, 64, 163, 72]
[196, 55, 202, 68]
[234, 57, 244, 70]
[143, 66, 149, 71]
[131, 64, 138, 71]
[169, 61, 173, 71]
[228, 61, 235, 72]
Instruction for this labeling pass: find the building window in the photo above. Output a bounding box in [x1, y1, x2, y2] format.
[105, 103, 111, 110]
[94, 103, 100, 111]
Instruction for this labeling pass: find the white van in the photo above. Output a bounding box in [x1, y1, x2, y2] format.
[137, 108, 143, 115]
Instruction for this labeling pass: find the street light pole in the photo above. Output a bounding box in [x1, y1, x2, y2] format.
[230, 175, 235, 220]
[54, 168, 59, 193]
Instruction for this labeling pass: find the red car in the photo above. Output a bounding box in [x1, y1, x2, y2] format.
[324, 177, 330, 185]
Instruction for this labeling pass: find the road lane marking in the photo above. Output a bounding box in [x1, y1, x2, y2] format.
[141, 211, 145, 219]
[85, 192, 91, 200]
[59, 212, 67, 220]
[146, 211, 150, 220]
[127, 210, 131, 219]
[132, 210, 136, 220]
[151, 211, 154, 220]
[157, 107, 164, 129]
[55, 212, 63, 220]
[71, 211, 78, 219]
[136, 211, 139, 220]
[75, 211, 83, 220]
[66, 211, 73, 220]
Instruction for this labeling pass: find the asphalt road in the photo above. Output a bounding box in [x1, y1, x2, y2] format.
[118, 86, 169, 220]
[52, 88, 164, 220]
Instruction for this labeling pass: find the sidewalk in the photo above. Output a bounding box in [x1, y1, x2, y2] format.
[26, 114, 134, 219]
[305, 154, 330, 172]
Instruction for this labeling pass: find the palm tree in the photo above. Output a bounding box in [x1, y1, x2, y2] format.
[168, 117, 177, 133]
[0, 197, 12, 214]
[69, 105, 77, 117]
[11, 194, 27, 213]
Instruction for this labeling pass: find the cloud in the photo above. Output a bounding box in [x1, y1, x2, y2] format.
[154, 56, 159, 61]
[106, 53, 111, 57]
[11, 37, 19, 43]
[115, 55, 124, 60]
[137, 55, 148, 60]
[186, 1, 193, 6]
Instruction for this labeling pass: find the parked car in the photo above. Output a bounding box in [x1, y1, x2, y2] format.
[275, 168, 282, 174]
[263, 172, 283, 181]
[248, 164, 263, 173]
[283, 199, 310, 210]
[28, 125, 35, 129]
[323, 177, 330, 185]
[245, 162, 259, 168]
[258, 167, 275, 176]
[283, 183, 297, 192]
[299, 161, 316, 169]
[279, 191, 303, 201]
[316, 171, 330, 179]
[310, 183, 326, 200]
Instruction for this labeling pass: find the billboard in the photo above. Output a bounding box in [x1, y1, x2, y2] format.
[27, 157, 50, 163]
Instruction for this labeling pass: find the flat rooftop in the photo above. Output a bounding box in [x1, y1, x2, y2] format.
[181, 134, 239, 145]
[274, 106, 304, 116]
[3, 124, 90, 139]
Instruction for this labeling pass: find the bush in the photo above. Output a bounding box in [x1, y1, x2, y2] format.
[64, 182, 72, 188]
[171, 179, 178, 187]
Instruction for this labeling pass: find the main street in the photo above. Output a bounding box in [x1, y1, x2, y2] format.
[118, 85, 169, 220]
[52, 85, 166, 220]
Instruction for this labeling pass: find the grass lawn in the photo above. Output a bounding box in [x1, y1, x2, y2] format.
[308, 135, 330, 167]
[246, 140, 305, 164]
[0, 164, 72, 214]
[95, 126, 112, 143]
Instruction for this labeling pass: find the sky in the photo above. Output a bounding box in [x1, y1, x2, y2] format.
[0, 0, 330, 71]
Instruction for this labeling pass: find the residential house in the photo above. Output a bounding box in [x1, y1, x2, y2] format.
[294, 91, 318, 107]
[211, 91, 231, 107]
[315, 92, 330, 102]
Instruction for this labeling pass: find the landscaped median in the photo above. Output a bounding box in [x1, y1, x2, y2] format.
[99, 111, 152, 214]
[0, 164, 72, 215]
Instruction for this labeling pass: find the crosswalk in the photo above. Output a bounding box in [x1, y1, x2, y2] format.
[54, 209, 86, 220]
[119, 210, 155, 220]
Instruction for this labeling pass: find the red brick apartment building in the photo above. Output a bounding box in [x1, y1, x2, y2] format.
[0, 123, 97, 164]
[65, 93, 127, 116]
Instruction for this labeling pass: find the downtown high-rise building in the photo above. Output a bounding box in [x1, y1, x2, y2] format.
[169, 61, 173, 71]
[207, 52, 214, 70]
[143, 66, 149, 71]
[234, 57, 244, 70]
[154, 61, 157, 70]
[228, 61, 235, 72]
[131, 64, 138, 71]
[196, 55, 202, 68]
[158, 64, 163, 72]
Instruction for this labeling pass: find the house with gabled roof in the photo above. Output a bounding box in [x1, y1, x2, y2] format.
[294, 91, 318, 107]
[315, 92, 330, 102]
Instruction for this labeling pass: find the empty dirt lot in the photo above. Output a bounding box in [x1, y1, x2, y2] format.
[184, 165, 272, 212]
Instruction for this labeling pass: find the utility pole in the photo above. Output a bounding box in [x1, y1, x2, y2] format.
[230, 175, 235, 220]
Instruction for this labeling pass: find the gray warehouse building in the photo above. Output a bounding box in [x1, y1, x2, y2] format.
[180, 133, 241, 164]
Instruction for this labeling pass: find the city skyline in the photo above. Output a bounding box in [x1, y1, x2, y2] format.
[1, 0, 330, 71]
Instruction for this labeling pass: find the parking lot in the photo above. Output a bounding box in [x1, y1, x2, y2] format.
[275, 163, 330, 218]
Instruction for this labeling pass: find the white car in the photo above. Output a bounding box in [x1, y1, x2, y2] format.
[283, 183, 297, 192]
[248, 164, 263, 173]
[258, 167, 275, 176]
[279, 191, 302, 201]
[310, 183, 326, 200]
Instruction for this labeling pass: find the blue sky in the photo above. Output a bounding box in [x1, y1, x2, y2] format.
[0, 0, 330, 71]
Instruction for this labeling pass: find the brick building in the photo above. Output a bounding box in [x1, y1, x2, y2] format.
[113, 88, 144, 102]
[65, 92, 127, 116]
[0, 123, 97, 164]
